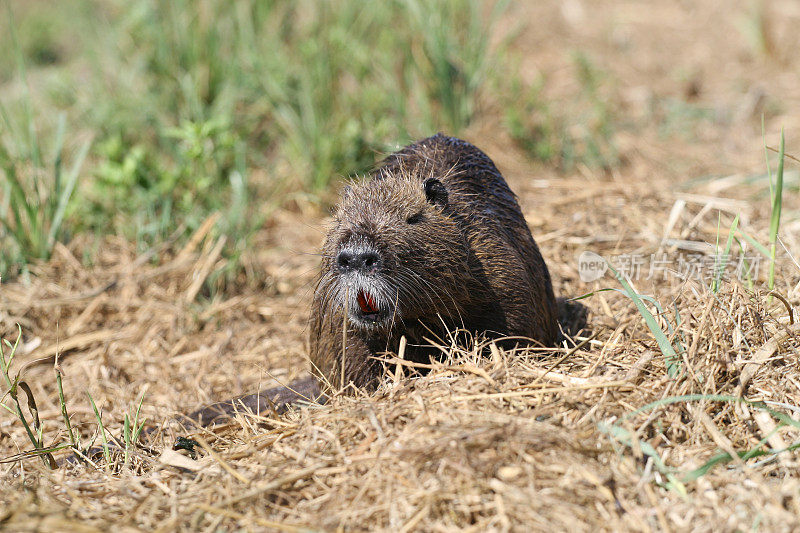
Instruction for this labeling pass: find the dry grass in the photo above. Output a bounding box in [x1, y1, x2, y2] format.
[4, 1, 800, 531]
[2, 237, 799, 531]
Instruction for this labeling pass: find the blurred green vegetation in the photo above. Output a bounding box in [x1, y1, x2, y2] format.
[503, 51, 619, 171]
[0, 0, 623, 281]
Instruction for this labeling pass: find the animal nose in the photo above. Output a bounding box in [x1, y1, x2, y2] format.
[336, 249, 382, 273]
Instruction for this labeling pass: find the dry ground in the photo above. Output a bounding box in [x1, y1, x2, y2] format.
[3, 1, 800, 531]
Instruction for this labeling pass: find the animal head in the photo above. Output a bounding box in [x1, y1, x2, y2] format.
[317, 169, 470, 333]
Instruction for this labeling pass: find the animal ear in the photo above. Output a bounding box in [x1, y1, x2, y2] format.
[423, 177, 448, 208]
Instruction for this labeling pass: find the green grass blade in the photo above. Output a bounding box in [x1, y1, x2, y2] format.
[4, 161, 37, 248]
[51, 114, 66, 220]
[680, 431, 798, 483]
[0, 327, 54, 467]
[599, 423, 687, 493]
[735, 237, 755, 290]
[714, 211, 721, 270]
[768, 129, 784, 293]
[0, 98, 21, 158]
[736, 228, 770, 258]
[0, 215, 20, 246]
[123, 413, 130, 468]
[6, 324, 21, 370]
[86, 392, 111, 465]
[762, 115, 773, 198]
[55, 365, 77, 448]
[0, 443, 73, 465]
[606, 261, 680, 377]
[609, 394, 800, 482]
[5, 1, 41, 169]
[47, 137, 91, 249]
[132, 388, 147, 443]
[713, 214, 739, 293]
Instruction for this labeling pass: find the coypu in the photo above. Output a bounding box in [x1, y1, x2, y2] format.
[186, 134, 579, 427]
[309, 133, 558, 388]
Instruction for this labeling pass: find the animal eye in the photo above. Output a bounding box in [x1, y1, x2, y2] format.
[406, 212, 423, 224]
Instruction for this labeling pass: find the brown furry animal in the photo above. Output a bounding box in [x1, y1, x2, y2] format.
[309, 133, 558, 389]
[187, 134, 571, 426]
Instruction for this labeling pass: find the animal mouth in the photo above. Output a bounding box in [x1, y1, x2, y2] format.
[357, 291, 380, 318]
[339, 281, 394, 329]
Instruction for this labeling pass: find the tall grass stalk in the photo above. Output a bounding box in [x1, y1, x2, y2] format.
[0, 5, 91, 271]
[87, 392, 111, 466]
[0, 326, 56, 468]
[712, 214, 739, 293]
[404, 0, 509, 133]
[55, 355, 78, 449]
[123, 390, 147, 469]
[0, 115, 91, 268]
[767, 130, 784, 294]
